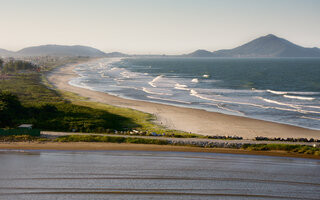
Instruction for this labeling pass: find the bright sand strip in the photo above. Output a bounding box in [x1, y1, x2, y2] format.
[46, 62, 320, 140]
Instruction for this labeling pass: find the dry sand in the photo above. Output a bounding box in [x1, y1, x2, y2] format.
[46, 61, 320, 140]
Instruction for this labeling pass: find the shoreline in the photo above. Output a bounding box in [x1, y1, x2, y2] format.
[46, 59, 320, 140]
[1, 142, 319, 160]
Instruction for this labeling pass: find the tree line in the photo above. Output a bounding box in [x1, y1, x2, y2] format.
[0, 58, 38, 73]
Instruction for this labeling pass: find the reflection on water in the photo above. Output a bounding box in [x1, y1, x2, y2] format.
[0, 150, 320, 200]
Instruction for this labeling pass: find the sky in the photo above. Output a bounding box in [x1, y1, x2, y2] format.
[0, 0, 319, 54]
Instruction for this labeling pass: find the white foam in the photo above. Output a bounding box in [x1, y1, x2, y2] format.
[304, 105, 320, 109]
[203, 74, 210, 78]
[256, 97, 320, 114]
[148, 75, 163, 88]
[190, 89, 320, 114]
[283, 95, 315, 101]
[142, 87, 171, 96]
[301, 116, 320, 121]
[201, 102, 244, 115]
[120, 71, 130, 79]
[191, 78, 199, 83]
[174, 83, 190, 91]
[266, 89, 287, 95]
[256, 97, 300, 109]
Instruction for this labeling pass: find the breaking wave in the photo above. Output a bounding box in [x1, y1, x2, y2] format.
[142, 87, 172, 96]
[256, 97, 300, 109]
[283, 95, 315, 101]
[191, 78, 199, 83]
[148, 75, 163, 88]
[174, 83, 190, 91]
[266, 89, 287, 95]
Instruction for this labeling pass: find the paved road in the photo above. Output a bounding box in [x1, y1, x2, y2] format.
[42, 131, 320, 147]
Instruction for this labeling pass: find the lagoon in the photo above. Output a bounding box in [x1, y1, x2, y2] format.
[0, 150, 319, 199]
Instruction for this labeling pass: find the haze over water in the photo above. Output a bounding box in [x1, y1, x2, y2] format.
[1, 150, 320, 200]
[70, 57, 320, 130]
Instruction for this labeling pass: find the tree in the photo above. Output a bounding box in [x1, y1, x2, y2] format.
[0, 58, 3, 70]
[0, 91, 24, 127]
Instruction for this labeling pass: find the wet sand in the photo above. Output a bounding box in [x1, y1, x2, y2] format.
[46, 61, 320, 140]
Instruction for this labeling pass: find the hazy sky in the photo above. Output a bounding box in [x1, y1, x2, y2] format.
[0, 0, 319, 54]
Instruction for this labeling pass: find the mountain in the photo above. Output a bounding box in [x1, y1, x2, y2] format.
[0, 48, 14, 57]
[17, 45, 107, 57]
[186, 49, 213, 57]
[186, 34, 320, 57]
[212, 34, 320, 57]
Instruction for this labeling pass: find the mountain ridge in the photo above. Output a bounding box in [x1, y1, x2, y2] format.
[188, 34, 320, 57]
[1, 34, 320, 58]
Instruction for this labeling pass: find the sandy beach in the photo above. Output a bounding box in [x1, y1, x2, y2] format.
[46, 61, 320, 140]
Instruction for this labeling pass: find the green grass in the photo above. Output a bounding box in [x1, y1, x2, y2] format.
[243, 144, 320, 156]
[55, 135, 169, 145]
[0, 74, 64, 104]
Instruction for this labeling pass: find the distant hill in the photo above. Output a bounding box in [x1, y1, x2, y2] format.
[0, 48, 14, 57]
[186, 49, 213, 57]
[187, 34, 320, 57]
[105, 52, 129, 57]
[16, 45, 107, 57]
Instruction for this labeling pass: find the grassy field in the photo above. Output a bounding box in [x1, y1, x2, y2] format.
[0, 73, 63, 104]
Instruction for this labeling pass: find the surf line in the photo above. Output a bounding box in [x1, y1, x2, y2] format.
[148, 75, 163, 88]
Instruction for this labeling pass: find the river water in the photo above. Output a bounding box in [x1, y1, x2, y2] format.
[0, 150, 319, 199]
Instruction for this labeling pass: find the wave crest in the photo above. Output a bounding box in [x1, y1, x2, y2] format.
[283, 95, 315, 101]
[148, 75, 163, 88]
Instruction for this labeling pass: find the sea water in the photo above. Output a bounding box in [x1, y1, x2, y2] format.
[70, 57, 320, 130]
[0, 150, 319, 199]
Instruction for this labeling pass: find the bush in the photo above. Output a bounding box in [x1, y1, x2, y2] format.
[242, 144, 320, 156]
[55, 135, 168, 145]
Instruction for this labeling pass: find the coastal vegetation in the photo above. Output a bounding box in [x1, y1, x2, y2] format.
[0, 135, 44, 142]
[4, 134, 317, 157]
[255, 136, 320, 143]
[53, 135, 320, 156]
[242, 144, 320, 156]
[0, 60, 38, 73]
[0, 58, 193, 137]
[55, 135, 169, 145]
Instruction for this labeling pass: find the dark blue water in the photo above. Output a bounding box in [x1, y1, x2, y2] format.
[70, 57, 320, 130]
[1, 150, 320, 200]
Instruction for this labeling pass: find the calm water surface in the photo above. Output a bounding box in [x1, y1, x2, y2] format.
[0, 150, 319, 200]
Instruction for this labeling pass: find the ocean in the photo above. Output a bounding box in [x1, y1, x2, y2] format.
[1, 150, 319, 199]
[70, 57, 320, 130]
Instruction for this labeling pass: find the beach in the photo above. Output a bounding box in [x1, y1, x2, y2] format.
[46, 61, 320, 140]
